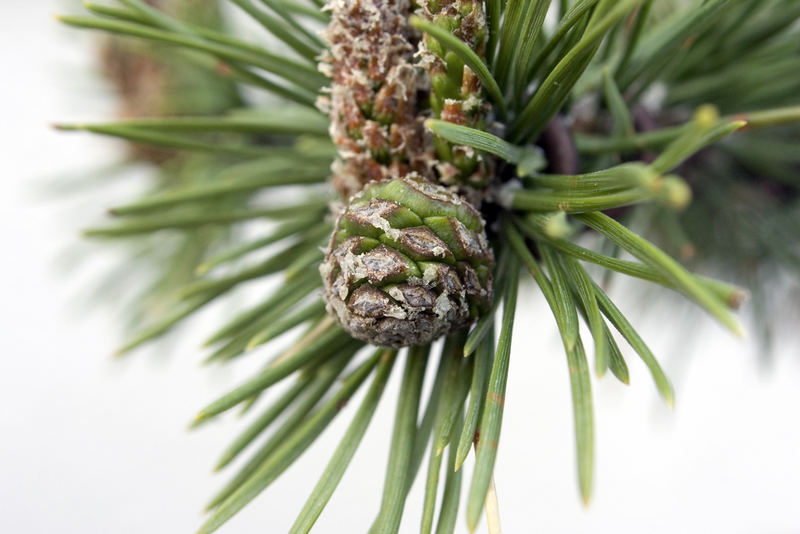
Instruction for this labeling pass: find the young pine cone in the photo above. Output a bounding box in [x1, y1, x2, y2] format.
[320, 174, 494, 348]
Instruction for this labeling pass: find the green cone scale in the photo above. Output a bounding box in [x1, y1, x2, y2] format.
[321, 174, 493, 348]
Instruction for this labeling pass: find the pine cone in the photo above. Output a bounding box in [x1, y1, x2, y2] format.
[320, 174, 494, 348]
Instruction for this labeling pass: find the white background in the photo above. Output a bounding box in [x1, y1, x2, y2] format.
[1, 3, 799, 533]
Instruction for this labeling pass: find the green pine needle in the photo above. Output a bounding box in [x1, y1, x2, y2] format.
[466, 254, 519, 531]
[288, 350, 396, 534]
[54, 0, 800, 530]
[369, 346, 428, 534]
[199, 349, 380, 534]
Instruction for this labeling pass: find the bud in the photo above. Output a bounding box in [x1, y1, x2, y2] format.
[321, 0, 434, 199]
[321, 174, 494, 347]
[417, 0, 493, 189]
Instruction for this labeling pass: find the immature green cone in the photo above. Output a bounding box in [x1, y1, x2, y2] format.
[321, 174, 494, 348]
